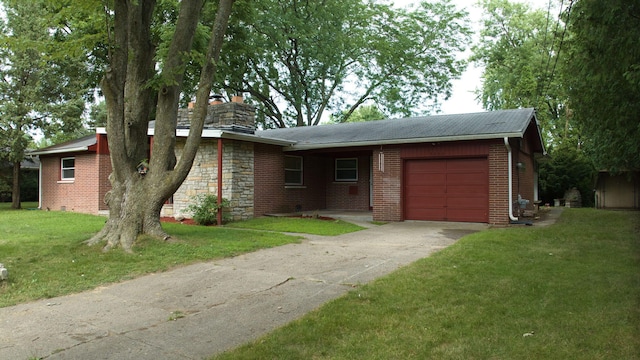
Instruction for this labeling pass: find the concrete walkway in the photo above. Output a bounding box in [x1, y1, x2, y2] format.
[0, 211, 560, 360]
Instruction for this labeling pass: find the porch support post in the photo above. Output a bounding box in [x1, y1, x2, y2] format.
[217, 138, 223, 226]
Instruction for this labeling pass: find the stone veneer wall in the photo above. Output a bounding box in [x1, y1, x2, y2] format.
[163, 138, 255, 221]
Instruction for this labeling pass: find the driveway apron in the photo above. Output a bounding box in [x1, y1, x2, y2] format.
[0, 221, 486, 360]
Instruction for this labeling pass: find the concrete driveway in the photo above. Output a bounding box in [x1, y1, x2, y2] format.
[0, 220, 486, 360]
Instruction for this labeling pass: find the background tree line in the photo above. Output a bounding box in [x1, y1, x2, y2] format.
[472, 0, 639, 205]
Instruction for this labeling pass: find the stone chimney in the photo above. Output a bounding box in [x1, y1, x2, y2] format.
[176, 94, 256, 134]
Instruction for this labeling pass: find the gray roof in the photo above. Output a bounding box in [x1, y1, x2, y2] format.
[257, 108, 542, 150]
[30, 135, 97, 156]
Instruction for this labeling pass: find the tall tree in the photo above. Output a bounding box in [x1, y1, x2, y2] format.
[214, 0, 470, 128]
[472, 0, 575, 148]
[565, 0, 640, 171]
[0, 0, 88, 209]
[84, 0, 235, 251]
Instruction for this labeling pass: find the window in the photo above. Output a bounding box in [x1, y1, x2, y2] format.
[335, 158, 358, 181]
[61, 157, 75, 180]
[284, 155, 303, 185]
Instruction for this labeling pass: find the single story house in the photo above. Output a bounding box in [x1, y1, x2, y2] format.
[594, 171, 639, 209]
[32, 100, 545, 226]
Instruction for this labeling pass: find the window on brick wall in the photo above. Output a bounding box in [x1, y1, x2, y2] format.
[285, 155, 303, 185]
[335, 158, 358, 181]
[61, 157, 75, 180]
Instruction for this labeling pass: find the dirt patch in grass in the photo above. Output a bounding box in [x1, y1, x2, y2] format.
[161, 217, 199, 226]
[286, 215, 336, 221]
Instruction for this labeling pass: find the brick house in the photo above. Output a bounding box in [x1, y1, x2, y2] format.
[33, 101, 545, 226]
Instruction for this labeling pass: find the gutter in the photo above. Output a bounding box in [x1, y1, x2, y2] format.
[38, 160, 43, 210]
[504, 137, 519, 222]
[118, 126, 296, 147]
[30, 146, 89, 156]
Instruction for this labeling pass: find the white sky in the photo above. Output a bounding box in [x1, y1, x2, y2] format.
[392, 0, 553, 115]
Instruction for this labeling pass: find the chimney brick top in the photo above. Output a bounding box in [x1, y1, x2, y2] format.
[176, 102, 256, 134]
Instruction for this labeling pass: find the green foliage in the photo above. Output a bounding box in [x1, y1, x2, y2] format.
[0, 0, 93, 206]
[472, 0, 579, 150]
[214, 209, 640, 359]
[185, 194, 231, 226]
[88, 101, 107, 129]
[538, 144, 595, 206]
[329, 104, 386, 124]
[215, 0, 470, 128]
[564, 0, 640, 171]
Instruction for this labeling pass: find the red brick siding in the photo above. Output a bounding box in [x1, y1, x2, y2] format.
[254, 143, 288, 216]
[489, 142, 509, 226]
[372, 146, 402, 221]
[401, 141, 490, 158]
[254, 145, 328, 215]
[97, 153, 112, 211]
[326, 156, 370, 210]
[281, 155, 327, 212]
[40, 152, 105, 215]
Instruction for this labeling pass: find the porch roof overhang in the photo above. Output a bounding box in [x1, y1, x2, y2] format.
[30, 135, 97, 156]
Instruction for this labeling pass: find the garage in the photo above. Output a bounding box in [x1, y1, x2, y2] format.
[404, 158, 488, 222]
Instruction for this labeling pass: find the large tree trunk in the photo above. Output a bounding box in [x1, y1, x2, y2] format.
[11, 161, 21, 210]
[86, 0, 235, 252]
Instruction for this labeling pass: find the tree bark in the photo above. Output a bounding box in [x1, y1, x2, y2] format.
[11, 161, 21, 210]
[86, 0, 235, 252]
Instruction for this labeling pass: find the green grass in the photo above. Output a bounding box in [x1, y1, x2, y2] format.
[213, 209, 640, 360]
[226, 216, 365, 235]
[0, 201, 38, 210]
[0, 208, 306, 307]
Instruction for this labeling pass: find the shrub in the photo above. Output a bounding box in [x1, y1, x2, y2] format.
[185, 194, 230, 225]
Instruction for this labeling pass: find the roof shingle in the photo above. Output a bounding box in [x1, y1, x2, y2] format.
[257, 108, 538, 150]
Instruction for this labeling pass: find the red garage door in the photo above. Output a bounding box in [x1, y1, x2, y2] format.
[404, 158, 488, 222]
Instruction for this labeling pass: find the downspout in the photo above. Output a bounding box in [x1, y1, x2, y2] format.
[504, 137, 518, 222]
[38, 158, 42, 210]
[217, 138, 223, 226]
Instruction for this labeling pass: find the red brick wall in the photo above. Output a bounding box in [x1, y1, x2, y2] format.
[489, 142, 509, 226]
[97, 153, 113, 211]
[254, 145, 329, 215]
[40, 152, 106, 215]
[372, 146, 402, 221]
[370, 140, 517, 226]
[326, 155, 370, 210]
[254, 143, 288, 216]
[283, 155, 327, 212]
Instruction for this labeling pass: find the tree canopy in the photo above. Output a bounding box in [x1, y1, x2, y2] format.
[472, 0, 575, 148]
[565, 0, 640, 171]
[474, 0, 640, 172]
[0, 0, 90, 208]
[214, 0, 471, 128]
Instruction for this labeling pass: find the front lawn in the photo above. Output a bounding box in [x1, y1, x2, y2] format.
[213, 209, 640, 360]
[0, 208, 316, 307]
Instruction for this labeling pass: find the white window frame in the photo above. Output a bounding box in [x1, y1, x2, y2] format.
[284, 155, 303, 185]
[61, 157, 75, 181]
[335, 158, 358, 182]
